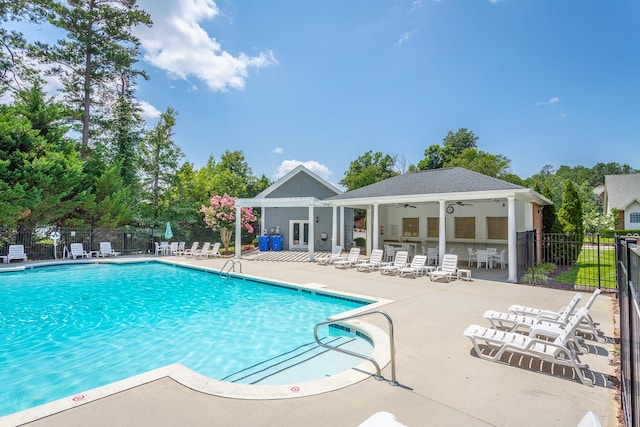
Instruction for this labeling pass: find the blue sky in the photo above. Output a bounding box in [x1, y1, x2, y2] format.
[20, 0, 640, 185]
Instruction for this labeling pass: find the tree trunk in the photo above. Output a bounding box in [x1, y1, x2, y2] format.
[220, 228, 233, 252]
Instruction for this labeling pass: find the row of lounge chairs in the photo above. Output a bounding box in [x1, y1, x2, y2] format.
[319, 246, 461, 281]
[464, 290, 604, 387]
[69, 242, 120, 258]
[168, 241, 222, 258]
[1, 242, 121, 263]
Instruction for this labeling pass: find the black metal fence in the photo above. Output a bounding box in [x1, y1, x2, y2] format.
[516, 231, 617, 291]
[0, 226, 217, 260]
[617, 235, 640, 427]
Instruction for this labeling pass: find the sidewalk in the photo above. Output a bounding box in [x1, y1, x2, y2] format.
[9, 256, 619, 427]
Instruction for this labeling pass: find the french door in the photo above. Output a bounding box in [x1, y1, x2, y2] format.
[289, 220, 309, 249]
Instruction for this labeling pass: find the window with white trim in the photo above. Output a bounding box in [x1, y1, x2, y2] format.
[630, 212, 640, 223]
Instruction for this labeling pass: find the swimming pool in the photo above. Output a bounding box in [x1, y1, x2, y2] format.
[0, 262, 374, 416]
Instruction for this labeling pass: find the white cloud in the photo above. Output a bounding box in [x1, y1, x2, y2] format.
[274, 160, 332, 180]
[273, 147, 283, 154]
[395, 30, 417, 47]
[135, 0, 277, 92]
[138, 100, 162, 119]
[536, 96, 560, 106]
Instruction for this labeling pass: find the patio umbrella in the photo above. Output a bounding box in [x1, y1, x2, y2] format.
[165, 222, 173, 240]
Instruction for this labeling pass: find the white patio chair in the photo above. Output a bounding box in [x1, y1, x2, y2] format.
[476, 250, 490, 269]
[467, 247, 477, 266]
[383, 244, 396, 262]
[494, 249, 505, 269]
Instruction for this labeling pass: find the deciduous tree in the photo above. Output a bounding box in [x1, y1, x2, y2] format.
[340, 151, 397, 191]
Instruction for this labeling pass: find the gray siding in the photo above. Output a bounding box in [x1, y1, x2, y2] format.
[263, 206, 354, 251]
[267, 172, 339, 199]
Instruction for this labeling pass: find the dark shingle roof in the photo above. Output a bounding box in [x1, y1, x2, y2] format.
[328, 167, 523, 201]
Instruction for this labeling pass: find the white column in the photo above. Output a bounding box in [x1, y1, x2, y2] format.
[332, 206, 338, 248]
[439, 200, 446, 263]
[366, 205, 372, 255]
[372, 203, 379, 250]
[308, 205, 315, 262]
[507, 196, 517, 282]
[235, 206, 242, 259]
[261, 207, 266, 235]
[339, 207, 345, 247]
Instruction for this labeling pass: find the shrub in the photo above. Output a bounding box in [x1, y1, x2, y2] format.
[520, 263, 555, 284]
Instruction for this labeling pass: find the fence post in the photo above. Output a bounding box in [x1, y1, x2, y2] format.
[597, 233, 601, 289]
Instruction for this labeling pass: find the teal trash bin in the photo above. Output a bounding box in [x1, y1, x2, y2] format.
[258, 236, 270, 251]
[271, 235, 283, 251]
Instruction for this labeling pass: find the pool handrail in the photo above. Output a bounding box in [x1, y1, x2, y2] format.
[313, 310, 399, 386]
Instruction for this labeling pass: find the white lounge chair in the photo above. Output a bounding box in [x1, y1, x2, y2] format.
[379, 251, 408, 276]
[99, 242, 120, 257]
[181, 242, 199, 257]
[398, 255, 429, 278]
[193, 242, 211, 258]
[429, 254, 458, 282]
[317, 246, 343, 265]
[8, 244, 28, 263]
[509, 292, 583, 320]
[483, 293, 583, 335]
[464, 307, 594, 386]
[69, 243, 90, 259]
[208, 242, 221, 258]
[509, 289, 604, 341]
[334, 247, 360, 269]
[356, 249, 384, 272]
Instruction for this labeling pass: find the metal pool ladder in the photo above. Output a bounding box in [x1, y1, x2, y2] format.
[220, 259, 242, 277]
[314, 310, 406, 388]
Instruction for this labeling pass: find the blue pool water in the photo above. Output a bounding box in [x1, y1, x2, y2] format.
[0, 262, 370, 416]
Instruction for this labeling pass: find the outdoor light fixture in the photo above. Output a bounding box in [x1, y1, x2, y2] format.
[315, 216, 319, 223]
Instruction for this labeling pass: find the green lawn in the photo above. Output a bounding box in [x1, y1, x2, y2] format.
[553, 247, 617, 288]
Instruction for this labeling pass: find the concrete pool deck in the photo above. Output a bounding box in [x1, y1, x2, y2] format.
[3, 255, 620, 427]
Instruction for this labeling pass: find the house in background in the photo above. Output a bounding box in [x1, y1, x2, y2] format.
[603, 173, 640, 229]
[235, 165, 354, 261]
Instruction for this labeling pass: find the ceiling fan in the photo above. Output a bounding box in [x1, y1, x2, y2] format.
[397, 203, 416, 208]
[450, 200, 473, 206]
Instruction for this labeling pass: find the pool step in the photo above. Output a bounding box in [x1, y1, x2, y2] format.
[221, 336, 371, 385]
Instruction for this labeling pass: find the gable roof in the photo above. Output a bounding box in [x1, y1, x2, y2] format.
[254, 165, 342, 199]
[605, 173, 640, 209]
[326, 167, 549, 206]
